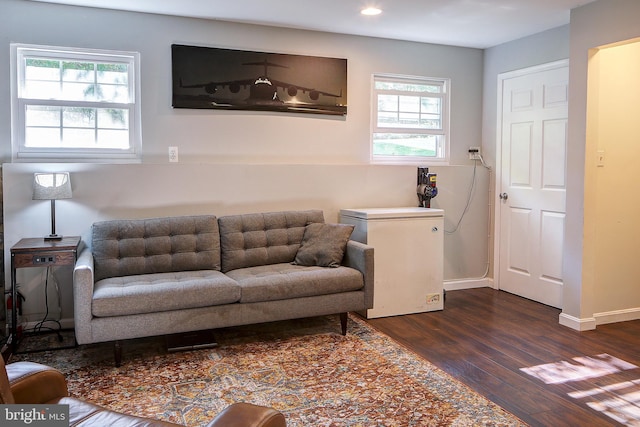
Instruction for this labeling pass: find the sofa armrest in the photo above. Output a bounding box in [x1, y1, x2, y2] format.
[342, 240, 374, 309]
[206, 403, 286, 427]
[73, 247, 95, 345]
[7, 361, 68, 404]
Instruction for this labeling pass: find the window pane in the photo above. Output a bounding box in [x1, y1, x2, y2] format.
[63, 107, 95, 128]
[62, 82, 97, 101]
[420, 114, 441, 129]
[378, 111, 397, 125]
[378, 94, 397, 112]
[26, 105, 60, 127]
[97, 84, 129, 103]
[98, 129, 129, 149]
[63, 128, 97, 147]
[63, 64, 94, 83]
[97, 63, 128, 84]
[399, 95, 420, 112]
[23, 81, 61, 99]
[98, 108, 128, 129]
[372, 133, 439, 157]
[25, 128, 60, 148]
[421, 97, 441, 114]
[25, 59, 60, 81]
[398, 112, 420, 127]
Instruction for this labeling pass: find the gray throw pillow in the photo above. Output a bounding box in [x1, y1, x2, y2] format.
[294, 223, 355, 267]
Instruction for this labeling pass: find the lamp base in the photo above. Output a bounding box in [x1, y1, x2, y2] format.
[44, 234, 63, 241]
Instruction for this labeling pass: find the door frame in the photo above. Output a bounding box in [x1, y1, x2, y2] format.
[493, 59, 569, 294]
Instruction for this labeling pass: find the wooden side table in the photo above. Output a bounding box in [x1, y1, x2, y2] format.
[8, 236, 81, 353]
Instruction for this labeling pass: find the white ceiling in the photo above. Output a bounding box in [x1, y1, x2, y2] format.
[28, 0, 597, 49]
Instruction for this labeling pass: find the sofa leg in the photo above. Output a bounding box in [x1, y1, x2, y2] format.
[114, 341, 122, 367]
[340, 313, 348, 335]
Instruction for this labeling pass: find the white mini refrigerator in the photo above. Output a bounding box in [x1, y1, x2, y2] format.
[340, 207, 444, 319]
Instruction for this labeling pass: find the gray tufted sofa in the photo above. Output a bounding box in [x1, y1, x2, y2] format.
[73, 210, 374, 366]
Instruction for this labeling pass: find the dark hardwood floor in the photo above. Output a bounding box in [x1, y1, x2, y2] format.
[365, 287, 640, 427]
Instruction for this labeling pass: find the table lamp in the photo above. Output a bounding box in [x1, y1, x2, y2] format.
[33, 172, 72, 241]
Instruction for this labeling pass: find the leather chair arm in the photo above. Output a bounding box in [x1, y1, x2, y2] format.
[5, 363, 286, 426]
[58, 397, 182, 426]
[206, 403, 286, 427]
[7, 361, 68, 404]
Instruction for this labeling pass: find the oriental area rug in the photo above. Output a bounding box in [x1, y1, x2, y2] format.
[12, 314, 527, 426]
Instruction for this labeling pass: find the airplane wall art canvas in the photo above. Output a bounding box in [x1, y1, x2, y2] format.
[171, 44, 347, 116]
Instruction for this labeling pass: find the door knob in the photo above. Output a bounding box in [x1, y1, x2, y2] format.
[499, 193, 509, 200]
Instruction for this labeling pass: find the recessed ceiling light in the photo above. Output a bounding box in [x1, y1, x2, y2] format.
[361, 7, 382, 16]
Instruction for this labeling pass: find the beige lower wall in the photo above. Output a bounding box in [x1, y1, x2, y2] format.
[3, 162, 490, 324]
[586, 39, 640, 314]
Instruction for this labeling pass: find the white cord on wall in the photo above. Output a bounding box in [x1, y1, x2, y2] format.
[444, 160, 478, 235]
[444, 155, 493, 280]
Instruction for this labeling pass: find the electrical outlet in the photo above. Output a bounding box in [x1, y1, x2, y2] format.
[169, 146, 179, 162]
[426, 293, 441, 304]
[468, 146, 481, 160]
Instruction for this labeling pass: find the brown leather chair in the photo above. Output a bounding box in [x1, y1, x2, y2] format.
[0, 357, 286, 427]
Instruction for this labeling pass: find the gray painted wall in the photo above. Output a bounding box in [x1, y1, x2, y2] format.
[483, 25, 571, 169]
[1, 0, 489, 323]
[482, 26, 570, 279]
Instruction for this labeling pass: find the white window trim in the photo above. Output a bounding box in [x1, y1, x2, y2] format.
[370, 73, 450, 165]
[10, 43, 142, 163]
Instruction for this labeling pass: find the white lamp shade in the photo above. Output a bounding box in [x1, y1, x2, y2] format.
[33, 172, 72, 200]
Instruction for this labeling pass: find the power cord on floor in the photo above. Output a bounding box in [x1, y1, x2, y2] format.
[23, 267, 63, 341]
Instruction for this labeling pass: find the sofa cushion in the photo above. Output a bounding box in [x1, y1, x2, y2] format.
[225, 263, 364, 303]
[293, 223, 354, 268]
[218, 210, 325, 273]
[92, 215, 221, 281]
[92, 270, 239, 317]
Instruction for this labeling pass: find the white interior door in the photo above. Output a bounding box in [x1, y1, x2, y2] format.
[496, 61, 568, 309]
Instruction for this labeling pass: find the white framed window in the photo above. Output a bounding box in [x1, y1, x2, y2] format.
[11, 44, 141, 162]
[371, 74, 450, 164]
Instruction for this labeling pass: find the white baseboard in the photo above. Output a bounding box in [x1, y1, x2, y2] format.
[559, 307, 640, 331]
[593, 307, 640, 326]
[559, 313, 596, 331]
[444, 277, 493, 291]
